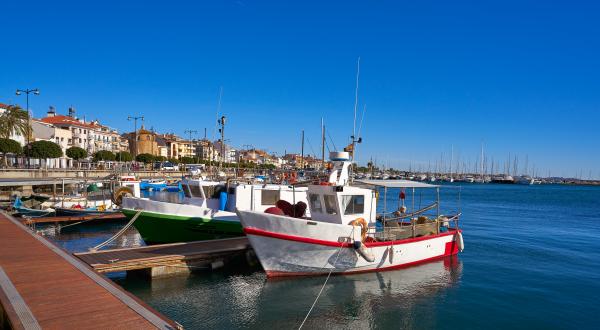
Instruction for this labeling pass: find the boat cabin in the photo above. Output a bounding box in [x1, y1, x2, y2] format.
[181, 179, 309, 214]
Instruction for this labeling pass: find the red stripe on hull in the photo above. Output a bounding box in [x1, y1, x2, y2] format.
[265, 245, 460, 278]
[243, 226, 460, 248]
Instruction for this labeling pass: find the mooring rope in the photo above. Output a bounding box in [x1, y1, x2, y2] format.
[90, 209, 143, 252]
[298, 226, 355, 330]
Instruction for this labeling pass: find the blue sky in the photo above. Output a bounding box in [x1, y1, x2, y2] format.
[1, 0, 599, 178]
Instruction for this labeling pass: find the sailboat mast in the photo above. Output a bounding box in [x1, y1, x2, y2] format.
[321, 118, 325, 169]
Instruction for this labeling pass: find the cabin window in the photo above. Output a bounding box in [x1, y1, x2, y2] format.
[323, 195, 338, 215]
[342, 195, 364, 215]
[202, 185, 225, 199]
[261, 190, 280, 205]
[308, 193, 323, 213]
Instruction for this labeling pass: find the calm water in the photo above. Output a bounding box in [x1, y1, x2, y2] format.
[40, 184, 600, 329]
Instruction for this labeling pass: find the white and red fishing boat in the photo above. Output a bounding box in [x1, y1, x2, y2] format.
[237, 152, 464, 277]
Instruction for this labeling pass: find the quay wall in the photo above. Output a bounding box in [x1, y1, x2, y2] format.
[0, 169, 185, 180]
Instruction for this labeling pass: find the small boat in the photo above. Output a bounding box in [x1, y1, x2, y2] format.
[54, 206, 119, 217]
[237, 152, 464, 277]
[165, 182, 183, 192]
[12, 197, 55, 217]
[140, 179, 168, 191]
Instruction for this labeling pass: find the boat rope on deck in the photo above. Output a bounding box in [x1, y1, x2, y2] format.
[0, 211, 178, 329]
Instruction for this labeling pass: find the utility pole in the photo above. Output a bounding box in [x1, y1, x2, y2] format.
[184, 129, 198, 160]
[127, 115, 144, 157]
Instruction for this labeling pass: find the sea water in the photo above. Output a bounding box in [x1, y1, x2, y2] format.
[41, 184, 600, 329]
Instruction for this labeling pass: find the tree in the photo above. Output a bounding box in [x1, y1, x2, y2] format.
[0, 105, 30, 140]
[180, 156, 194, 164]
[167, 157, 180, 164]
[136, 153, 155, 163]
[24, 140, 62, 159]
[93, 150, 116, 161]
[66, 147, 87, 160]
[0, 138, 22, 167]
[155, 155, 167, 162]
[116, 151, 133, 162]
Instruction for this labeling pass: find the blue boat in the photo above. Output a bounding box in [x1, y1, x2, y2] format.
[140, 179, 168, 191]
[12, 197, 55, 218]
[165, 182, 183, 192]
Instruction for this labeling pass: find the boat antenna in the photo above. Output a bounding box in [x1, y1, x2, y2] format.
[350, 57, 361, 181]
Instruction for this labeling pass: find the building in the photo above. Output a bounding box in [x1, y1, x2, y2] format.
[123, 125, 159, 156]
[38, 106, 124, 154]
[196, 139, 220, 161]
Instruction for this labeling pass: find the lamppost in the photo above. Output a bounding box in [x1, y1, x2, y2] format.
[127, 115, 144, 157]
[16, 88, 40, 167]
[184, 129, 197, 160]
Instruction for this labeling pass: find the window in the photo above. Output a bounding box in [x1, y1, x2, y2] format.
[183, 183, 203, 198]
[342, 195, 364, 215]
[308, 193, 323, 213]
[261, 190, 280, 205]
[324, 195, 338, 215]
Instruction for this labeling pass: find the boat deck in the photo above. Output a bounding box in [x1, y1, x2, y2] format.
[0, 212, 177, 329]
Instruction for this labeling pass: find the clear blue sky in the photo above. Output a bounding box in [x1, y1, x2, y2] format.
[1, 0, 599, 178]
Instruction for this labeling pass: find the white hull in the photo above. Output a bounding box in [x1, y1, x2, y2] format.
[238, 210, 460, 277]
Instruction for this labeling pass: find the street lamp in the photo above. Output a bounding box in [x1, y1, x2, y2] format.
[16, 88, 40, 167]
[127, 115, 144, 157]
[184, 129, 198, 160]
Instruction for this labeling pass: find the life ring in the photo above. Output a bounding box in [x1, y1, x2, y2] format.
[112, 186, 134, 206]
[348, 217, 368, 242]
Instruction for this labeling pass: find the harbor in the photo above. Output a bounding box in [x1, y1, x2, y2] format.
[3, 1, 600, 329]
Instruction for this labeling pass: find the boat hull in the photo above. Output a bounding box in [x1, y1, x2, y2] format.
[237, 210, 460, 277]
[121, 198, 243, 244]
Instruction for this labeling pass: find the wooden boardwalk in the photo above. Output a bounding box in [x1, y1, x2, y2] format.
[0, 212, 178, 329]
[75, 237, 250, 274]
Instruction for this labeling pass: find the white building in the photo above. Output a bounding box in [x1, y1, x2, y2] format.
[0, 102, 27, 146]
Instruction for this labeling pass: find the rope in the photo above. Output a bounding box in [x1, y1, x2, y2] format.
[298, 227, 354, 330]
[90, 209, 143, 252]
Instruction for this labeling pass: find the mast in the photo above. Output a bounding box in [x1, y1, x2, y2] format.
[480, 142, 484, 181]
[300, 130, 305, 169]
[321, 118, 325, 169]
[450, 145, 453, 180]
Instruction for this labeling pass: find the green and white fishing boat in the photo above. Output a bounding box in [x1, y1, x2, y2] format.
[121, 179, 309, 244]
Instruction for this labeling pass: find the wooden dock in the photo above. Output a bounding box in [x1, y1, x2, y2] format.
[75, 237, 251, 277]
[20, 212, 126, 225]
[0, 212, 179, 329]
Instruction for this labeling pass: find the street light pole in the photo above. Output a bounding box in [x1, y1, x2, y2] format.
[16, 88, 40, 168]
[184, 129, 197, 160]
[127, 115, 144, 158]
[15, 89, 39, 142]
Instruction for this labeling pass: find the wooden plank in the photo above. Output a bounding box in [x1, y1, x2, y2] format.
[21, 212, 126, 224]
[0, 211, 178, 329]
[0, 266, 41, 330]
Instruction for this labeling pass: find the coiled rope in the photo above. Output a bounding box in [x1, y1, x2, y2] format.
[89, 209, 143, 252]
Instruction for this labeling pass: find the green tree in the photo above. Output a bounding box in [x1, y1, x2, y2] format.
[136, 153, 155, 163]
[66, 147, 87, 160]
[93, 150, 116, 161]
[0, 105, 30, 140]
[115, 151, 133, 162]
[24, 140, 62, 159]
[167, 157, 180, 164]
[155, 155, 167, 162]
[180, 156, 194, 164]
[0, 138, 22, 167]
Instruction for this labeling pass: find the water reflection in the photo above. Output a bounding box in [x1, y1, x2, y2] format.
[116, 256, 462, 329]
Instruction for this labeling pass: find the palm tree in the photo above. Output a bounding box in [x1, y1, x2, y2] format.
[0, 104, 30, 140]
